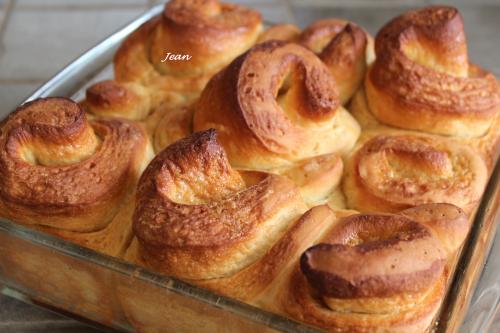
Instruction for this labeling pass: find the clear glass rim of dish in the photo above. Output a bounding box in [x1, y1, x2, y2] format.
[0, 4, 498, 333]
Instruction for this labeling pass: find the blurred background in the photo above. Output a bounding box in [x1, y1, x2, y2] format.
[0, 0, 498, 332]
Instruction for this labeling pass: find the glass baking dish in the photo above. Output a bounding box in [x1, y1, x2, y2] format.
[0, 4, 498, 333]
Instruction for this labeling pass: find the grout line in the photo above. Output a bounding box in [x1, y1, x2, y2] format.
[284, 0, 297, 25]
[0, 0, 14, 35]
[287, 0, 448, 8]
[0, 78, 45, 84]
[12, 4, 150, 11]
[0, 0, 14, 57]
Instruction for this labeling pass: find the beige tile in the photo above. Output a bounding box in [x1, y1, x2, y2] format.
[0, 1, 8, 29]
[202, 0, 295, 23]
[0, 7, 146, 81]
[459, 6, 500, 76]
[290, 0, 432, 7]
[428, 0, 500, 5]
[247, 0, 294, 24]
[0, 82, 40, 117]
[151, 0, 294, 24]
[290, 0, 500, 9]
[0, 8, 5, 28]
[150, 0, 288, 4]
[15, 0, 148, 7]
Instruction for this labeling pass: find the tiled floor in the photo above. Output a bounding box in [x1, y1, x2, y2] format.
[0, 0, 498, 332]
[0, 0, 150, 115]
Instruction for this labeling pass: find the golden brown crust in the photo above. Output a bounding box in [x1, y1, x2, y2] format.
[364, 6, 500, 137]
[34, 191, 137, 257]
[193, 40, 360, 169]
[0, 97, 153, 236]
[343, 133, 488, 214]
[400, 203, 469, 255]
[299, 19, 368, 104]
[236, 152, 345, 210]
[150, 0, 262, 76]
[82, 0, 263, 151]
[81, 80, 151, 120]
[132, 129, 308, 280]
[6, 5, 495, 332]
[109, 0, 262, 112]
[196, 204, 340, 303]
[274, 204, 467, 332]
[301, 214, 445, 298]
[350, 86, 500, 170]
[282, 266, 445, 333]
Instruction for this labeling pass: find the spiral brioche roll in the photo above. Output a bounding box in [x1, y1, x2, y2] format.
[343, 133, 488, 214]
[147, 0, 262, 77]
[350, 86, 499, 170]
[299, 19, 369, 104]
[110, 0, 262, 110]
[127, 130, 347, 302]
[151, 108, 346, 206]
[130, 129, 308, 280]
[193, 40, 361, 170]
[363, 6, 500, 138]
[0, 98, 153, 255]
[278, 203, 468, 332]
[82, 80, 151, 121]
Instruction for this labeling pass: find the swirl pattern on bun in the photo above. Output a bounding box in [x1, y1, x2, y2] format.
[361, 6, 499, 138]
[83, 0, 262, 120]
[278, 203, 468, 333]
[299, 19, 369, 104]
[0, 97, 153, 255]
[130, 130, 307, 280]
[127, 129, 344, 302]
[343, 133, 487, 214]
[193, 40, 361, 170]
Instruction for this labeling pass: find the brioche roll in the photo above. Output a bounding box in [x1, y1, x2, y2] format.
[351, 85, 500, 169]
[193, 40, 361, 170]
[151, 112, 347, 207]
[276, 203, 468, 332]
[126, 129, 305, 300]
[298, 19, 370, 104]
[343, 133, 488, 214]
[359, 6, 499, 139]
[258, 19, 373, 104]
[82, 0, 262, 121]
[81, 80, 151, 121]
[0, 98, 153, 256]
[153, 105, 194, 153]
[126, 129, 346, 303]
